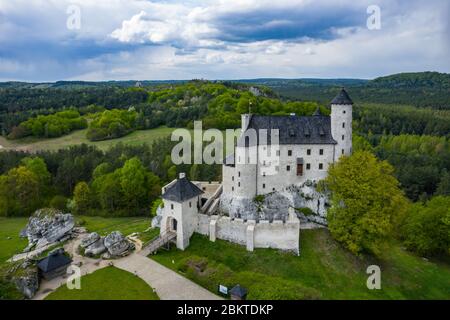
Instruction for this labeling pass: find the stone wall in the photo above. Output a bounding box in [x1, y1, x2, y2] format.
[196, 209, 300, 254]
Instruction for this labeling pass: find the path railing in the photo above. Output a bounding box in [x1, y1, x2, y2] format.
[141, 230, 176, 256]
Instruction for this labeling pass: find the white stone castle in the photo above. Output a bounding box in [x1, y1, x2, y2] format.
[151, 89, 353, 255]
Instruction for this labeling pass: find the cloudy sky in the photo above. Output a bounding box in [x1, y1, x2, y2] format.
[0, 0, 449, 81]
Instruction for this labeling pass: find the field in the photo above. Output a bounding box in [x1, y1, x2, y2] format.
[151, 230, 450, 300]
[0, 126, 175, 152]
[45, 266, 159, 300]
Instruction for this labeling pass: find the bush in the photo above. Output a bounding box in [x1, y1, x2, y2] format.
[296, 207, 314, 216]
[49, 195, 68, 211]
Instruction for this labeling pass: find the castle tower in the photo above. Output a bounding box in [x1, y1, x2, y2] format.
[330, 88, 353, 161]
[160, 173, 203, 250]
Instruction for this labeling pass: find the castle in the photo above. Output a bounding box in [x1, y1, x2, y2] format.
[152, 89, 353, 255]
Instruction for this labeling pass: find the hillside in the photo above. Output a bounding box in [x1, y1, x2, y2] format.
[265, 72, 450, 109]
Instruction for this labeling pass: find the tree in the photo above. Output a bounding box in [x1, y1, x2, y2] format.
[21, 157, 51, 186]
[0, 166, 40, 216]
[119, 158, 147, 210]
[436, 170, 450, 196]
[401, 196, 450, 256]
[323, 151, 409, 255]
[73, 182, 93, 214]
[49, 195, 68, 211]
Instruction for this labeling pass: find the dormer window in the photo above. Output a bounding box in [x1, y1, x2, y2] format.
[304, 127, 310, 137]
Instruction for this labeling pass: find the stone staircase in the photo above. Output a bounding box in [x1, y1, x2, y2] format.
[140, 230, 177, 256]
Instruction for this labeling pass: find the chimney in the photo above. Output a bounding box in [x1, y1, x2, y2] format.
[179, 172, 186, 179]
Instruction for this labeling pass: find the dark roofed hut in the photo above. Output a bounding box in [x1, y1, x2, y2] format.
[37, 249, 72, 280]
[230, 284, 248, 300]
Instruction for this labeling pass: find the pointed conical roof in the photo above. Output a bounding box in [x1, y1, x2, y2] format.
[331, 88, 353, 105]
[162, 176, 203, 202]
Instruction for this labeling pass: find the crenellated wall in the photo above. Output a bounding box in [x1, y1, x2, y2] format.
[196, 208, 300, 254]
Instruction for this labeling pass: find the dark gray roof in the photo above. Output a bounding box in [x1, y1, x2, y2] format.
[331, 88, 353, 105]
[238, 114, 337, 146]
[37, 252, 72, 273]
[230, 284, 247, 297]
[162, 177, 203, 202]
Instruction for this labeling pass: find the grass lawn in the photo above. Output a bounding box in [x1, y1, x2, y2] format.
[0, 126, 175, 152]
[45, 266, 159, 300]
[151, 230, 450, 300]
[77, 216, 158, 242]
[0, 217, 29, 263]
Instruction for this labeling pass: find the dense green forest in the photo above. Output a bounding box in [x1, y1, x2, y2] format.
[0, 140, 220, 217]
[250, 72, 450, 109]
[8, 110, 87, 139]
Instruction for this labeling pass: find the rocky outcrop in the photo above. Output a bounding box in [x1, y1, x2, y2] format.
[11, 261, 39, 299]
[151, 206, 163, 228]
[219, 180, 330, 225]
[80, 232, 100, 248]
[80, 232, 107, 256]
[103, 231, 134, 258]
[21, 208, 75, 251]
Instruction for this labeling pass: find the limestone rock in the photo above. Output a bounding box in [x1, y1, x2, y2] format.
[219, 181, 330, 225]
[104, 231, 133, 257]
[80, 232, 100, 248]
[84, 237, 106, 256]
[22, 208, 75, 251]
[14, 267, 39, 299]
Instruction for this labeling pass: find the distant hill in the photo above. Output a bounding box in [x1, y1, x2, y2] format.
[259, 72, 450, 109]
[0, 71, 448, 108]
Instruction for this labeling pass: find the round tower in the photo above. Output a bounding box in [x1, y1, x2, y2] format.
[330, 88, 353, 161]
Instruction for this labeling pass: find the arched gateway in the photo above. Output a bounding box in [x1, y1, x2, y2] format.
[160, 173, 204, 250]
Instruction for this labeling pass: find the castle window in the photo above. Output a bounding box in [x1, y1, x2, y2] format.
[342, 135, 345, 141]
[342, 122, 345, 128]
[288, 150, 292, 156]
[171, 204, 174, 210]
[343, 110, 346, 114]
[263, 172, 266, 177]
[232, 187, 234, 191]
[232, 176, 234, 181]
[319, 149, 323, 155]
[306, 163, 311, 170]
[238, 182, 241, 187]
[189, 202, 192, 208]
[273, 188, 275, 191]
[319, 163, 323, 170]
[286, 165, 291, 171]
[307, 149, 311, 155]
[238, 171, 241, 177]
[342, 149, 345, 155]
[263, 183, 266, 189]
